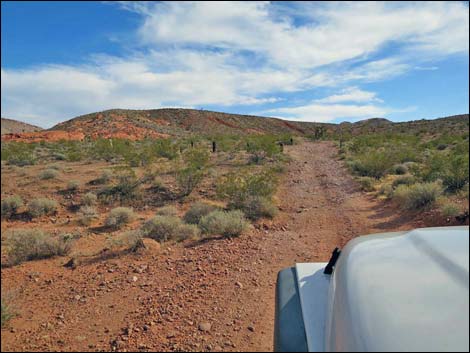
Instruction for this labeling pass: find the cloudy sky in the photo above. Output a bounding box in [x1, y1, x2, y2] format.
[1, 1, 469, 128]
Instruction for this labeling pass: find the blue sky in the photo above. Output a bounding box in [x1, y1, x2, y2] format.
[1, 1, 469, 128]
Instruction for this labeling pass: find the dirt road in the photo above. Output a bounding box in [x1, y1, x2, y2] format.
[1, 141, 419, 352]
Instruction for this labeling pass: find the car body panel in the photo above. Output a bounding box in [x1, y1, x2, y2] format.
[276, 226, 469, 352]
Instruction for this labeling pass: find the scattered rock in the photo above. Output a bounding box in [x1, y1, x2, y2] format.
[198, 322, 212, 332]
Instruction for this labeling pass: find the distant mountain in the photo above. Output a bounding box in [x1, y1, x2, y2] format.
[49, 108, 333, 139]
[1, 118, 43, 135]
[2, 109, 468, 142]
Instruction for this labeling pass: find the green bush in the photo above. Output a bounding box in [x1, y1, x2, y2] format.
[82, 192, 98, 206]
[39, 168, 59, 180]
[183, 202, 219, 224]
[1, 196, 23, 219]
[349, 152, 391, 179]
[28, 198, 58, 218]
[78, 206, 98, 226]
[93, 170, 113, 184]
[358, 177, 376, 192]
[98, 174, 140, 203]
[392, 175, 417, 188]
[156, 205, 178, 217]
[442, 154, 469, 193]
[391, 164, 408, 175]
[393, 182, 443, 210]
[66, 180, 80, 191]
[199, 210, 249, 238]
[176, 167, 204, 196]
[440, 203, 460, 217]
[238, 196, 278, 220]
[141, 215, 199, 243]
[105, 207, 135, 228]
[1, 299, 12, 328]
[182, 148, 210, 170]
[5, 229, 73, 265]
[217, 170, 277, 207]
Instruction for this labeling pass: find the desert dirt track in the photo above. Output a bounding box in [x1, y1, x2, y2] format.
[1, 141, 421, 352]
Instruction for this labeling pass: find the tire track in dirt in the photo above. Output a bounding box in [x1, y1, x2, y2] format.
[1, 141, 418, 352]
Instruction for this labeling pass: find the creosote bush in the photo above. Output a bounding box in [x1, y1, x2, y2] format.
[66, 180, 80, 191]
[199, 210, 249, 238]
[82, 192, 98, 206]
[141, 215, 200, 243]
[440, 203, 460, 217]
[183, 202, 219, 224]
[108, 230, 145, 252]
[28, 198, 58, 218]
[5, 229, 73, 266]
[238, 196, 278, 220]
[156, 205, 178, 217]
[1, 196, 23, 219]
[39, 168, 59, 180]
[105, 207, 135, 228]
[393, 182, 443, 210]
[358, 177, 375, 192]
[78, 206, 98, 226]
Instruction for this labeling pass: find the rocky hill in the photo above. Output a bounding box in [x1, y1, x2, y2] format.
[1, 118, 43, 135]
[49, 108, 332, 139]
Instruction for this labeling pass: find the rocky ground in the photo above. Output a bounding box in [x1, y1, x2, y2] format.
[1, 141, 448, 351]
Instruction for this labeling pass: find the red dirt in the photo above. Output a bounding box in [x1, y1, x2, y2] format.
[1, 142, 460, 352]
[1, 131, 86, 143]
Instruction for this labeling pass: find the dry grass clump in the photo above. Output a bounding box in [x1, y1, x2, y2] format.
[1, 196, 23, 219]
[105, 207, 135, 228]
[28, 198, 58, 218]
[199, 210, 249, 238]
[4, 229, 73, 266]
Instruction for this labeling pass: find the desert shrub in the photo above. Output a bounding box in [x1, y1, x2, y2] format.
[1, 299, 12, 328]
[392, 175, 417, 188]
[349, 152, 392, 179]
[442, 154, 469, 193]
[393, 182, 443, 210]
[391, 164, 408, 175]
[142, 215, 200, 243]
[358, 177, 375, 192]
[98, 174, 140, 203]
[28, 198, 58, 218]
[1, 196, 23, 219]
[39, 168, 59, 180]
[78, 206, 98, 226]
[238, 196, 278, 220]
[108, 230, 145, 252]
[378, 183, 394, 199]
[199, 210, 249, 238]
[182, 148, 210, 170]
[156, 205, 178, 217]
[105, 207, 135, 228]
[5, 229, 72, 265]
[183, 202, 219, 224]
[2, 142, 36, 166]
[94, 170, 113, 184]
[246, 135, 282, 164]
[82, 192, 97, 206]
[440, 203, 460, 217]
[217, 170, 278, 208]
[66, 180, 80, 191]
[176, 167, 204, 196]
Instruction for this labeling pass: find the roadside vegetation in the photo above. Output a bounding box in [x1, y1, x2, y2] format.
[1, 133, 290, 267]
[340, 130, 469, 216]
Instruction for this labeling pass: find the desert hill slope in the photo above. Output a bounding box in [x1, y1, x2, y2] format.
[1, 118, 43, 135]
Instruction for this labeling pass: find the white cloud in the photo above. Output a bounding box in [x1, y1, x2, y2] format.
[1, 1, 468, 127]
[266, 103, 389, 123]
[315, 87, 383, 104]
